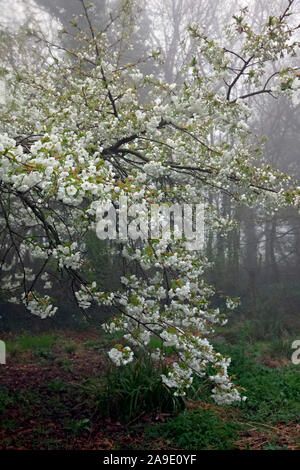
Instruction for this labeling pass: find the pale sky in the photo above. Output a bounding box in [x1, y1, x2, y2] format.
[0, 0, 60, 32]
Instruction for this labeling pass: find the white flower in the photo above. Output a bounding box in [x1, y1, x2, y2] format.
[67, 185, 77, 196]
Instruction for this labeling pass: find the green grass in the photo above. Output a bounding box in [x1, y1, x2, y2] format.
[267, 336, 298, 358]
[146, 408, 239, 450]
[83, 339, 103, 350]
[246, 336, 299, 361]
[62, 341, 78, 355]
[63, 418, 91, 435]
[216, 343, 300, 423]
[0, 419, 16, 431]
[55, 357, 74, 373]
[44, 379, 71, 393]
[0, 388, 13, 414]
[0, 387, 41, 419]
[6, 332, 59, 355]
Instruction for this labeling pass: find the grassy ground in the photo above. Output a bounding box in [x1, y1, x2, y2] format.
[0, 328, 299, 450]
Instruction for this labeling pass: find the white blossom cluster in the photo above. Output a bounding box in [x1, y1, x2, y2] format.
[23, 293, 58, 319]
[108, 346, 134, 366]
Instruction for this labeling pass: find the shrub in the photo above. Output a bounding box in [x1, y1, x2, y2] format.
[93, 352, 185, 422]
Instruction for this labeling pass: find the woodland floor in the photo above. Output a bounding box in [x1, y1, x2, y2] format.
[0, 329, 299, 450]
